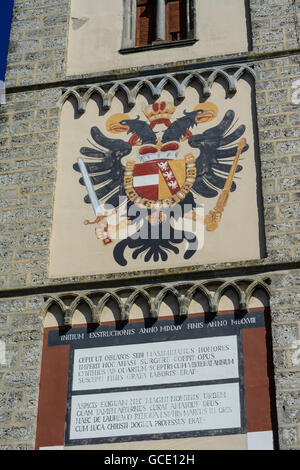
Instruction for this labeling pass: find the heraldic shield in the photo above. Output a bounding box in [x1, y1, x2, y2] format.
[124, 154, 196, 208]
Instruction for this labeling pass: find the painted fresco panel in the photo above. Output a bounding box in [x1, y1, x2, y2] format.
[49, 79, 263, 277]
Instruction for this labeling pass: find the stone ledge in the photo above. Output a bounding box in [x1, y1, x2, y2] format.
[119, 39, 198, 55]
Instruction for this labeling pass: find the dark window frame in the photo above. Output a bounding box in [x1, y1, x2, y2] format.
[120, 0, 197, 55]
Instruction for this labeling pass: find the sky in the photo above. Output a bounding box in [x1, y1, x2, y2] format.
[0, 0, 14, 82]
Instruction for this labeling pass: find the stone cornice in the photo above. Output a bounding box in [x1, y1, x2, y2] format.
[42, 276, 271, 326]
[57, 63, 257, 113]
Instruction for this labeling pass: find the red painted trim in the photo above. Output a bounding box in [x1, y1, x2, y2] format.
[242, 327, 273, 432]
[35, 328, 70, 449]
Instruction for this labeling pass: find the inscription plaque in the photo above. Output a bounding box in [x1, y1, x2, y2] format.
[72, 336, 239, 391]
[70, 383, 241, 440]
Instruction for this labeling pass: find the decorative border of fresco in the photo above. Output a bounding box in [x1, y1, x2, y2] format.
[57, 64, 256, 113]
[51, 63, 266, 280]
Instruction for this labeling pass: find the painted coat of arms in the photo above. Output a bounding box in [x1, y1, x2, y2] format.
[73, 100, 248, 267]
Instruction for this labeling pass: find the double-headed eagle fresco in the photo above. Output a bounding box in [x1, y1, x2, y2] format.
[73, 100, 248, 266]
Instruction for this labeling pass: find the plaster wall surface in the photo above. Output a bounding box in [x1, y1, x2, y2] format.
[67, 0, 249, 76]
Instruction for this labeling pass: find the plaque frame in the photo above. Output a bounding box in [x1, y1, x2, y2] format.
[49, 313, 268, 446]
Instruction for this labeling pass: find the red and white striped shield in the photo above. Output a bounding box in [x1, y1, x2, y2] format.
[133, 159, 186, 200]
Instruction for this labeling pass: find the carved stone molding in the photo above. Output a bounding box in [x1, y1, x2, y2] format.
[43, 276, 270, 327]
[57, 64, 256, 113]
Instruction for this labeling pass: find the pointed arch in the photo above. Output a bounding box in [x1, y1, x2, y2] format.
[97, 292, 125, 322]
[57, 88, 82, 112]
[186, 283, 213, 315]
[127, 289, 153, 320]
[42, 296, 67, 319]
[155, 286, 180, 318]
[213, 281, 246, 313]
[81, 86, 107, 112]
[68, 295, 95, 326]
[131, 79, 160, 102]
[43, 296, 66, 327]
[245, 280, 271, 310]
[156, 75, 185, 100]
[107, 81, 134, 108]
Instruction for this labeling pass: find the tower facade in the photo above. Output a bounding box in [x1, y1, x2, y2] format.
[0, 0, 300, 450]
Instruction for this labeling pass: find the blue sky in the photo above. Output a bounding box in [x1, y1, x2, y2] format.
[0, 0, 14, 82]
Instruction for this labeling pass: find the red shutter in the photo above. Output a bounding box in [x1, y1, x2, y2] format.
[136, 0, 156, 46]
[166, 0, 187, 41]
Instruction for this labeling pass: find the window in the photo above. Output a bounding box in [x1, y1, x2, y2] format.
[166, 0, 187, 42]
[136, 0, 156, 47]
[121, 0, 196, 53]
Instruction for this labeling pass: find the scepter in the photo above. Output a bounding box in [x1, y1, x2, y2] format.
[204, 138, 247, 232]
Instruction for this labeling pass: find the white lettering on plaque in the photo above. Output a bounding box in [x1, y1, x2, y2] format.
[69, 383, 241, 440]
[72, 336, 239, 391]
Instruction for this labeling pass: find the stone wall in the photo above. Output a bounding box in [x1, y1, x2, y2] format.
[5, 0, 70, 88]
[0, 295, 43, 449]
[0, 0, 299, 450]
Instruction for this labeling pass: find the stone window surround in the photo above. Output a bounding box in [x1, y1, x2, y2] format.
[120, 0, 197, 54]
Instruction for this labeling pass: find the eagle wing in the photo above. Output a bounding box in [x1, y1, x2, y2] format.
[73, 126, 132, 208]
[188, 110, 249, 198]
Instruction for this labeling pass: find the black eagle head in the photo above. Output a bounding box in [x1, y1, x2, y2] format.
[106, 113, 157, 145]
[118, 117, 141, 133]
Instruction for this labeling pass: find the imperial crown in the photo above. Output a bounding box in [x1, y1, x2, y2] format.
[143, 101, 176, 127]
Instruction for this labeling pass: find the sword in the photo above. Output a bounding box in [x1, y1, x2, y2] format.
[77, 157, 112, 245]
